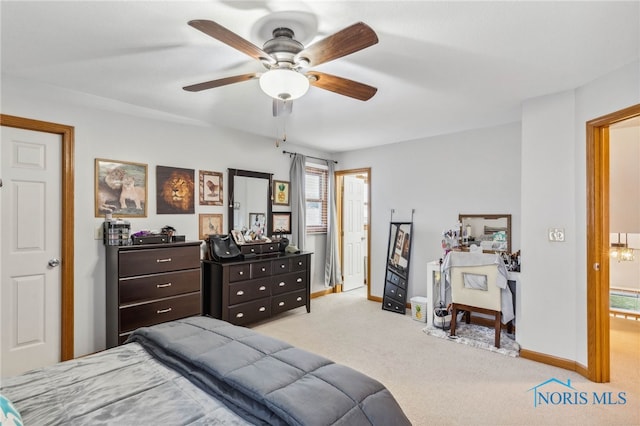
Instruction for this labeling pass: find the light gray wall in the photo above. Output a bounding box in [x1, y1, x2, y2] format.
[334, 123, 522, 300]
[2, 76, 333, 357]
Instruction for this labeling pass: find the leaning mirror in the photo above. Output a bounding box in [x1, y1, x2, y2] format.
[228, 169, 272, 237]
[459, 214, 511, 253]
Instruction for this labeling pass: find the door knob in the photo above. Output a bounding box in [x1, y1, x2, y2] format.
[48, 258, 61, 267]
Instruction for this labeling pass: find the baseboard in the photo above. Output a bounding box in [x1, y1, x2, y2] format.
[311, 287, 336, 299]
[519, 348, 588, 379]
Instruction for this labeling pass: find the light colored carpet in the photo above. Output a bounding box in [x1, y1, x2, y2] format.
[423, 322, 520, 357]
[251, 289, 640, 426]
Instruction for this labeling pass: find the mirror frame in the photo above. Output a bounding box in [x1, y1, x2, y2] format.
[228, 168, 273, 236]
[458, 213, 512, 253]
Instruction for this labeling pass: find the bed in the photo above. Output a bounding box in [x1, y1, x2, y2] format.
[0, 316, 410, 425]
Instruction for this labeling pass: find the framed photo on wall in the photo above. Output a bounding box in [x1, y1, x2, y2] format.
[198, 213, 223, 240]
[95, 158, 147, 218]
[272, 212, 291, 234]
[156, 165, 195, 214]
[273, 180, 290, 206]
[199, 170, 223, 206]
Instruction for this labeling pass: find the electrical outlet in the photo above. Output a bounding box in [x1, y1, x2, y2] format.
[548, 228, 565, 242]
[95, 225, 103, 240]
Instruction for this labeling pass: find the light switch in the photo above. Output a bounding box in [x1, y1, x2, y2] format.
[548, 228, 565, 242]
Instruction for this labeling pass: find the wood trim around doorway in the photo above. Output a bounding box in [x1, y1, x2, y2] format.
[0, 114, 75, 361]
[586, 104, 640, 383]
[336, 168, 372, 299]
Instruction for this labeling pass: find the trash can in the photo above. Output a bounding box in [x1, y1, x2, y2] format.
[410, 296, 428, 322]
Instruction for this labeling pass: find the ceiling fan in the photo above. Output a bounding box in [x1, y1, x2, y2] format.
[182, 19, 379, 104]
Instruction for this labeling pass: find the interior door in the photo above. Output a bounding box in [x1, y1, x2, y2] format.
[342, 174, 365, 291]
[1, 126, 62, 378]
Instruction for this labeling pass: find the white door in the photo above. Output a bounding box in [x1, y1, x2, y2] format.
[1, 126, 62, 378]
[342, 174, 365, 291]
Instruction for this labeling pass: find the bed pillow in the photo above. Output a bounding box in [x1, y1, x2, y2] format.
[0, 394, 23, 426]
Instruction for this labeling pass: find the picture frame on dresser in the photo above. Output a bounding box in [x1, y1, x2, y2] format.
[272, 212, 291, 234]
[95, 158, 148, 218]
[198, 213, 223, 240]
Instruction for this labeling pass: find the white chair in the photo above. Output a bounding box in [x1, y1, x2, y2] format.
[449, 263, 503, 348]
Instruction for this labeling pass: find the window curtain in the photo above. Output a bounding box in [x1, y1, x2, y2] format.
[324, 161, 342, 287]
[290, 153, 306, 251]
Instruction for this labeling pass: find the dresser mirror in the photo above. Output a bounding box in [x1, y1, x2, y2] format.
[459, 214, 511, 253]
[228, 168, 273, 237]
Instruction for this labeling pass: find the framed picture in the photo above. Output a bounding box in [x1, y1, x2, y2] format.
[95, 158, 147, 218]
[198, 213, 223, 240]
[272, 212, 292, 234]
[231, 229, 245, 245]
[249, 212, 266, 236]
[157, 166, 195, 214]
[273, 180, 290, 206]
[199, 170, 223, 206]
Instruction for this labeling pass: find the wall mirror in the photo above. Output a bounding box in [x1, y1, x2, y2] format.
[228, 168, 273, 237]
[459, 214, 511, 253]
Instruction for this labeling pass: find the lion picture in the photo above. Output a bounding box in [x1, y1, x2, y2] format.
[156, 166, 195, 214]
[94, 159, 147, 217]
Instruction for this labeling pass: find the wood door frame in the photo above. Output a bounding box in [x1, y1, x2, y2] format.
[336, 168, 371, 299]
[1, 114, 74, 361]
[586, 104, 640, 382]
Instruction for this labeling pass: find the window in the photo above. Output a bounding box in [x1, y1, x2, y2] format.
[305, 165, 328, 234]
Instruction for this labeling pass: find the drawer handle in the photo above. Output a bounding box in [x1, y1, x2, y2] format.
[157, 307, 172, 314]
[280, 264, 285, 269]
[278, 301, 285, 307]
[250, 248, 256, 253]
[296, 278, 303, 283]
[259, 286, 266, 291]
[236, 313, 244, 318]
[259, 307, 266, 312]
[156, 258, 172, 263]
[278, 282, 285, 287]
[238, 271, 244, 276]
[268, 246, 274, 251]
[236, 290, 244, 296]
[261, 267, 266, 272]
[296, 297, 302, 302]
[298, 261, 303, 266]
[156, 283, 172, 288]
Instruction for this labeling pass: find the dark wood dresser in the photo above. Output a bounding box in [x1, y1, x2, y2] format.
[202, 252, 312, 326]
[106, 241, 202, 347]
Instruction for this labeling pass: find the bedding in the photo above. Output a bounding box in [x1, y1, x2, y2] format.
[1, 316, 410, 426]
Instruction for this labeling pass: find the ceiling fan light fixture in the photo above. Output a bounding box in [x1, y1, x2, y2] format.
[259, 69, 309, 100]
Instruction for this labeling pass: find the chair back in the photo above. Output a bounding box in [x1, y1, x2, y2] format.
[450, 263, 501, 311]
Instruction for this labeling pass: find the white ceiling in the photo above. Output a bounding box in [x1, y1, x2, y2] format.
[1, 1, 638, 153]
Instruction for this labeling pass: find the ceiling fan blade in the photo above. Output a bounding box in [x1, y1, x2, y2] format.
[188, 20, 275, 65]
[183, 73, 259, 92]
[307, 71, 377, 101]
[273, 99, 293, 117]
[295, 22, 378, 67]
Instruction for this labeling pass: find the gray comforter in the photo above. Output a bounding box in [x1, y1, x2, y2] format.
[1, 316, 410, 425]
[127, 316, 410, 426]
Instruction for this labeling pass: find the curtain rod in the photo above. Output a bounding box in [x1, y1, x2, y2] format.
[282, 150, 338, 164]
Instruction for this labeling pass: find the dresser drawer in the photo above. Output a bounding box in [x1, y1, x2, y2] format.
[386, 270, 407, 289]
[228, 264, 251, 282]
[228, 298, 271, 326]
[119, 292, 201, 333]
[271, 258, 290, 275]
[261, 243, 279, 255]
[251, 260, 272, 278]
[119, 269, 201, 305]
[240, 244, 261, 255]
[228, 278, 271, 305]
[272, 289, 306, 315]
[271, 271, 306, 296]
[119, 245, 200, 277]
[383, 282, 405, 303]
[291, 256, 307, 272]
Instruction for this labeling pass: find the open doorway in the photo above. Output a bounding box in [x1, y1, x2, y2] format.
[586, 104, 640, 383]
[336, 168, 371, 298]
